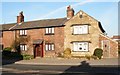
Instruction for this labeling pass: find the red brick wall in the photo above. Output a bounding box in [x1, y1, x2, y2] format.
[21, 27, 64, 57]
[99, 34, 118, 58]
[2, 31, 15, 48]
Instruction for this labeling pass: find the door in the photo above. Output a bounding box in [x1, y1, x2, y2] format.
[34, 44, 43, 57]
[102, 40, 110, 58]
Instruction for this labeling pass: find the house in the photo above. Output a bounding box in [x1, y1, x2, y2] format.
[0, 5, 118, 58]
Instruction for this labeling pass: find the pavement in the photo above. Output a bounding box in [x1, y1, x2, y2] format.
[13, 57, 119, 66]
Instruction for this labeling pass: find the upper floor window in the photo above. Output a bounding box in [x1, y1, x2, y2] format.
[73, 25, 88, 34]
[73, 42, 89, 52]
[20, 30, 27, 36]
[45, 43, 54, 51]
[20, 44, 27, 51]
[45, 27, 54, 35]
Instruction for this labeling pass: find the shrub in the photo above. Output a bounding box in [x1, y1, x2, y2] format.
[22, 54, 34, 60]
[63, 48, 71, 58]
[2, 47, 12, 56]
[85, 55, 91, 60]
[93, 48, 103, 59]
[3, 47, 12, 51]
[91, 55, 98, 60]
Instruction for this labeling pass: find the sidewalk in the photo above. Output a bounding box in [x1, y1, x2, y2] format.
[14, 57, 119, 66]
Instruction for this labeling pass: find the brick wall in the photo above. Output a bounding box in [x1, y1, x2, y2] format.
[2, 31, 15, 49]
[18, 26, 64, 57]
[99, 34, 118, 58]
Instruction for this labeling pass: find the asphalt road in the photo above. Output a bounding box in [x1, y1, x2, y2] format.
[2, 64, 120, 75]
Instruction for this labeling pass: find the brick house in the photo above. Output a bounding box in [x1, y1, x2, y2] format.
[0, 5, 118, 58]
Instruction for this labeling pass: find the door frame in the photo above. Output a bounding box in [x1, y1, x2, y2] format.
[34, 43, 43, 58]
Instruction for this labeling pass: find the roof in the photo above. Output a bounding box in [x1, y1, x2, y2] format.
[0, 23, 16, 31]
[33, 39, 43, 44]
[1, 18, 68, 30]
[112, 36, 120, 39]
[12, 18, 68, 30]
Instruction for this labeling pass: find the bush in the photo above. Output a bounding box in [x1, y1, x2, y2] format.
[22, 54, 34, 60]
[91, 55, 98, 60]
[3, 47, 12, 51]
[93, 48, 103, 59]
[2, 47, 12, 56]
[85, 55, 91, 60]
[63, 48, 71, 58]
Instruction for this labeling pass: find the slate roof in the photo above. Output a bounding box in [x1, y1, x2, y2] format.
[12, 18, 68, 30]
[0, 18, 68, 30]
[0, 23, 16, 31]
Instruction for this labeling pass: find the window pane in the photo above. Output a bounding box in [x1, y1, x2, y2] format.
[51, 44, 54, 50]
[83, 25, 88, 34]
[20, 30, 22, 35]
[73, 26, 78, 34]
[49, 45, 51, 50]
[45, 44, 48, 51]
[46, 28, 48, 34]
[25, 45, 27, 51]
[51, 28, 54, 33]
[20, 45, 23, 50]
[73, 43, 78, 51]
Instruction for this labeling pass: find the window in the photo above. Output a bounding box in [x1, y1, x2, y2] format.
[20, 30, 27, 36]
[20, 44, 27, 51]
[45, 43, 54, 51]
[73, 25, 88, 34]
[73, 42, 88, 51]
[45, 27, 54, 34]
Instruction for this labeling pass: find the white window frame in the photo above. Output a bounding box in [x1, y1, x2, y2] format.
[20, 30, 27, 36]
[73, 42, 89, 52]
[45, 27, 54, 34]
[73, 25, 88, 34]
[45, 43, 54, 51]
[20, 44, 27, 51]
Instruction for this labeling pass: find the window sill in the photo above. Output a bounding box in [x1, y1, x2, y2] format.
[72, 51, 89, 52]
[45, 33, 54, 35]
[19, 35, 27, 36]
[72, 33, 89, 35]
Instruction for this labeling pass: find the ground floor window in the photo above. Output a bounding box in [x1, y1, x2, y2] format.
[73, 42, 89, 52]
[45, 43, 54, 51]
[20, 44, 27, 51]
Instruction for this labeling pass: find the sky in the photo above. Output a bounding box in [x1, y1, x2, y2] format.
[1, 0, 119, 37]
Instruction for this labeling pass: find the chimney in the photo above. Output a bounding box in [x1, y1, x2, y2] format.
[17, 11, 24, 24]
[67, 5, 74, 19]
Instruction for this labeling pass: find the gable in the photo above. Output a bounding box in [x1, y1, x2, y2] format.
[65, 10, 105, 33]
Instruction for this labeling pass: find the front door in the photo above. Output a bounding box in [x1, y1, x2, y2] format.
[34, 44, 43, 57]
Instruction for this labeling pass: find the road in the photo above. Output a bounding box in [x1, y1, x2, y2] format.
[2, 64, 119, 75]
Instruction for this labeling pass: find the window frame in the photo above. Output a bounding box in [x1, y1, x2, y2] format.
[45, 27, 54, 35]
[20, 44, 27, 51]
[73, 42, 89, 52]
[45, 43, 54, 51]
[73, 25, 88, 35]
[19, 30, 27, 36]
